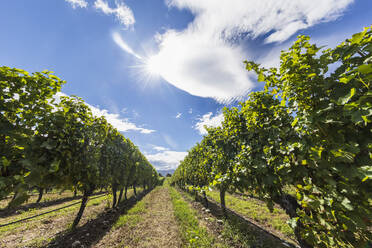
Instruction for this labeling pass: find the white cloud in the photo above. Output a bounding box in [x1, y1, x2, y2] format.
[65, 0, 88, 9]
[146, 150, 187, 170]
[194, 112, 224, 135]
[167, 0, 353, 43]
[188, 108, 193, 114]
[148, 30, 253, 103]
[54, 92, 154, 134]
[132, 110, 140, 118]
[143, 0, 353, 102]
[152, 145, 169, 152]
[89, 105, 155, 134]
[175, 112, 182, 119]
[112, 32, 142, 59]
[94, 0, 135, 29]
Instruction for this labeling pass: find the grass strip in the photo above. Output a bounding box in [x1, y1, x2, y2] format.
[168, 186, 221, 248]
[206, 190, 294, 239]
[181, 188, 296, 248]
[113, 196, 146, 229]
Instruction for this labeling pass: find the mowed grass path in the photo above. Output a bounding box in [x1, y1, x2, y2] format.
[95, 186, 182, 248]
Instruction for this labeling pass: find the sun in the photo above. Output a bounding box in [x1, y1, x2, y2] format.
[130, 53, 167, 85]
[144, 55, 164, 77]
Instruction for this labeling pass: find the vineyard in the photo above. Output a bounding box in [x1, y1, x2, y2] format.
[0, 64, 159, 238]
[171, 27, 372, 248]
[1, 26, 372, 248]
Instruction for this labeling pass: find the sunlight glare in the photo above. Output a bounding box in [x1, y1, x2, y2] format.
[144, 55, 164, 78]
[129, 52, 168, 87]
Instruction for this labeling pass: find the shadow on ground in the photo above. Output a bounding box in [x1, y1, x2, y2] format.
[180, 188, 298, 248]
[44, 189, 152, 248]
[0, 192, 104, 219]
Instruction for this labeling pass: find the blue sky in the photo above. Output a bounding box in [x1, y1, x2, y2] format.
[1, 0, 371, 171]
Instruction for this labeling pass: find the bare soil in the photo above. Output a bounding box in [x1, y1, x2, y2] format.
[93, 186, 182, 248]
[0, 193, 109, 248]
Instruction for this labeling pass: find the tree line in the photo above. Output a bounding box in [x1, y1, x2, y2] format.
[171, 27, 372, 248]
[0, 67, 159, 228]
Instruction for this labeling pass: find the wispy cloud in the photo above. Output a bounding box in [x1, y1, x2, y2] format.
[132, 110, 140, 118]
[167, 0, 353, 43]
[175, 112, 182, 119]
[121, 107, 128, 114]
[142, 0, 353, 102]
[194, 112, 224, 135]
[152, 145, 169, 152]
[145, 150, 187, 170]
[65, 0, 88, 9]
[89, 105, 155, 134]
[55, 92, 155, 134]
[148, 30, 252, 103]
[94, 0, 135, 29]
[112, 32, 142, 59]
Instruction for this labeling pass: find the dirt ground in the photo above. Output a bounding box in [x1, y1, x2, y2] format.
[93, 186, 182, 248]
[0, 187, 183, 248]
[0, 194, 109, 248]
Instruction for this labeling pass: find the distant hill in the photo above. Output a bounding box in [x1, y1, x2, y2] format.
[157, 169, 175, 177]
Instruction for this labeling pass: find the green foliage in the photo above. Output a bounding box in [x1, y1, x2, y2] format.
[25, 96, 105, 193]
[0, 66, 159, 227]
[246, 26, 372, 247]
[0, 67, 64, 200]
[172, 26, 372, 248]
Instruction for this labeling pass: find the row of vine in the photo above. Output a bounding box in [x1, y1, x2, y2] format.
[0, 66, 159, 228]
[171, 27, 372, 248]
